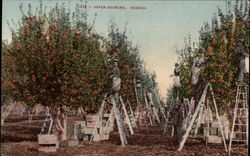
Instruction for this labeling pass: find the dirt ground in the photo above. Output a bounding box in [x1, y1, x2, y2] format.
[1, 113, 248, 156]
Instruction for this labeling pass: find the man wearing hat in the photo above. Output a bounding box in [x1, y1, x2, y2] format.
[111, 59, 121, 101]
[173, 63, 181, 86]
[191, 49, 208, 107]
[136, 79, 142, 99]
[172, 63, 181, 100]
[236, 33, 248, 85]
[191, 49, 207, 85]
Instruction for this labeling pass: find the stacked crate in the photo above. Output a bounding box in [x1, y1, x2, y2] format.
[67, 121, 85, 140]
[82, 114, 100, 141]
[38, 134, 59, 152]
[203, 117, 229, 144]
[100, 113, 112, 140]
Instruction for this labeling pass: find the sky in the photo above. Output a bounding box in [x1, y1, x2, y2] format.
[2, 0, 228, 100]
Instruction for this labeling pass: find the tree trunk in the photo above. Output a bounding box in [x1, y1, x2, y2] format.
[52, 107, 67, 141]
[45, 106, 50, 115]
[16, 104, 25, 117]
[28, 109, 33, 122]
[20, 105, 25, 117]
[80, 107, 87, 120]
[1, 100, 16, 126]
[35, 105, 39, 115]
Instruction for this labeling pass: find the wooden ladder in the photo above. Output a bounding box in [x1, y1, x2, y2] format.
[154, 90, 167, 122]
[144, 91, 153, 125]
[110, 96, 128, 146]
[177, 83, 227, 152]
[120, 96, 134, 135]
[228, 85, 248, 155]
[126, 100, 138, 128]
[163, 94, 176, 136]
[148, 92, 160, 123]
[40, 111, 53, 135]
[90, 94, 107, 141]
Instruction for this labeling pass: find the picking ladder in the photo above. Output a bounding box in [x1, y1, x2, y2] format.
[120, 96, 134, 135]
[40, 111, 53, 135]
[144, 91, 153, 125]
[90, 94, 107, 141]
[163, 94, 176, 136]
[127, 100, 137, 128]
[152, 106, 160, 123]
[154, 90, 167, 122]
[228, 85, 248, 155]
[148, 92, 160, 123]
[177, 83, 227, 152]
[110, 96, 128, 146]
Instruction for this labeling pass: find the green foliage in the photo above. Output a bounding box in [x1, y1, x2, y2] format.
[174, 0, 249, 113]
[2, 2, 109, 111]
[2, 2, 160, 111]
[106, 24, 160, 107]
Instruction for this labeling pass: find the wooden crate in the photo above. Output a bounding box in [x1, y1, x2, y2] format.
[86, 115, 98, 121]
[87, 123, 96, 127]
[67, 124, 75, 139]
[74, 121, 86, 128]
[102, 127, 111, 134]
[93, 134, 100, 141]
[209, 127, 218, 135]
[203, 127, 209, 136]
[207, 135, 222, 144]
[60, 139, 79, 147]
[103, 114, 109, 118]
[83, 134, 91, 141]
[100, 133, 109, 140]
[67, 122, 83, 140]
[84, 127, 94, 134]
[211, 121, 220, 128]
[38, 134, 59, 152]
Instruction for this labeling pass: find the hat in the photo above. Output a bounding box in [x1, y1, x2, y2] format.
[113, 59, 119, 63]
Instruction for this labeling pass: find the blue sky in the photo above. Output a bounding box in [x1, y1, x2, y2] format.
[2, 0, 228, 100]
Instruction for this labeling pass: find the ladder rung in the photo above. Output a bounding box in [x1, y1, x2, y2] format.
[234, 124, 247, 125]
[237, 84, 248, 87]
[233, 132, 247, 134]
[235, 116, 248, 117]
[232, 139, 247, 142]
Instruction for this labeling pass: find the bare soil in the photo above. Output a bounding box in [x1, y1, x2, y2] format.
[1, 114, 247, 156]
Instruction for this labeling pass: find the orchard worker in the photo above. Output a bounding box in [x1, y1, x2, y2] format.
[146, 88, 153, 106]
[146, 88, 154, 115]
[191, 49, 207, 103]
[172, 101, 182, 142]
[172, 63, 181, 101]
[111, 59, 121, 101]
[191, 49, 207, 85]
[136, 79, 143, 99]
[236, 33, 249, 85]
